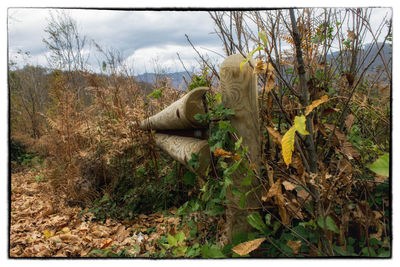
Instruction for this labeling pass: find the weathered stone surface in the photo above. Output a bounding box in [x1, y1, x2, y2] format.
[140, 87, 208, 130]
[154, 133, 210, 175]
[219, 54, 262, 240]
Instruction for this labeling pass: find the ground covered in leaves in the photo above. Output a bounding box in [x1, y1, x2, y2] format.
[10, 168, 221, 258]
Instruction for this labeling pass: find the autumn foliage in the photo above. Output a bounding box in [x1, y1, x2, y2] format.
[10, 8, 391, 258]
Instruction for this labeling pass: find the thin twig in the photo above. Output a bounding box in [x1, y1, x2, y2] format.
[185, 34, 220, 80]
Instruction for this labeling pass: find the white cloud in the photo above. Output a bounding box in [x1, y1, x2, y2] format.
[123, 44, 224, 75]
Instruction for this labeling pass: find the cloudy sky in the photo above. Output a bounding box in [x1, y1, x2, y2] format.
[8, 8, 227, 74]
[8, 7, 392, 75]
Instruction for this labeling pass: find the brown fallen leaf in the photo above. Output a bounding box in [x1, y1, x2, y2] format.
[345, 114, 355, 132]
[282, 181, 296, 191]
[115, 225, 131, 243]
[263, 179, 282, 202]
[375, 174, 388, 183]
[101, 238, 113, 249]
[232, 238, 266, 256]
[286, 240, 301, 254]
[266, 126, 282, 144]
[58, 234, 80, 242]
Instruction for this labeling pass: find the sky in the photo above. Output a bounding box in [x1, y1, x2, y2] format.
[8, 8, 226, 75]
[8, 7, 393, 75]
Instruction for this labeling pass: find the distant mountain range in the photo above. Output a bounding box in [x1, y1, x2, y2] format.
[135, 43, 392, 91]
[328, 42, 392, 77]
[135, 71, 192, 90]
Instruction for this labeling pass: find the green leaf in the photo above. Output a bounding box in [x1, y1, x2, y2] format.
[183, 172, 196, 186]
[147, 87, 163, 99]
[231, 186, 243, 196]
[378, 250, 390, 257]
[168, 234, 178, 247]
[235, 137, 243, 151]
[215, 93, 222, 103]
[240, 46, 263, 71]
[246, 212, 268, 233]
[258, 31, 269, 47]
[239, 194, 246, 209]
[175, 231, 185, 243]
[368, 153, 389, 177]
[317, 216, 339, 234]
[265, 214, 271, 226]
[240, 176, 252, 187]
[201, 245, 226, 258]
[223, 159, 242, 177]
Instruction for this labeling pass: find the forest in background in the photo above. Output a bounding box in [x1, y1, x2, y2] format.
[9, 8, 391, 258]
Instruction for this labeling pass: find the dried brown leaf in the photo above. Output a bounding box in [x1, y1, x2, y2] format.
[345, 114, 355, 131]
[101, 238, 113, 249]
[282, 181, 296, 191]
[375, 174, 388, 183]
[286, 240, 301, 254]
[232, 238, 266, 256]
[305, 95, 329, 116]
[266, 126, 282, 144]
[347, 30, 356, 40]
[263, 179, 281, 202]
[214, 147, 233, 158]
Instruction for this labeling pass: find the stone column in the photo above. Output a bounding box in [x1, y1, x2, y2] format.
[220, 54, 262, 241]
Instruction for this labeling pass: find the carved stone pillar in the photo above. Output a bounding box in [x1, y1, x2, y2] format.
[220, 54, 262, 241]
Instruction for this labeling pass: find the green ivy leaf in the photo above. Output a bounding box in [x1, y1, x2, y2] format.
[223, 159, 242, 177]
[317, 216, 339, 234]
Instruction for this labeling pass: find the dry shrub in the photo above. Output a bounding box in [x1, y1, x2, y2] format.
[40, 69, 186, 211]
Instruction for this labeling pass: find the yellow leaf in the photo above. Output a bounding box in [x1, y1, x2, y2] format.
[286, 240, 301, 254]
[294, 115, 310, 135]
[281, 126, 296, 167]
[232, 238, 266, 256]
[305, 95, 329, 116]
[281, 116, 309, 167]
[43, 230, 54, 239]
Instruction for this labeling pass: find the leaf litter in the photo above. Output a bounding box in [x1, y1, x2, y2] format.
[10, 168, 201, 258]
